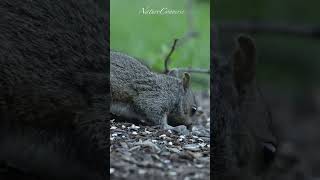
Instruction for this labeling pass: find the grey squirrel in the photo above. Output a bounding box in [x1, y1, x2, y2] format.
[212, 35, 278, 179]
[110, 51, 198, 132]
[0, 0, 108, 179]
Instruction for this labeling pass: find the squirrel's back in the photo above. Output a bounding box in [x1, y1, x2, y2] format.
[111, 51, 152, 78]
[111, 51, 161, 101]
[110, 51, 182, 101]
[0, 0, 109, 178]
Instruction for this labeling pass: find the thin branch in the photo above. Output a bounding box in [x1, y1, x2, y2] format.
[163, 54, 222, 75]
[217, 21, 320, 38]
[162, 0, 201, 74]
[177, 31, 199, 48]
[164, 39, 179, 74]
[164, 0, 204, 74]
[177, 68, 210, 74]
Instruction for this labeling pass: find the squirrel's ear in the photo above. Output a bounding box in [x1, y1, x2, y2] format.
[182, 72, 190, 90]
[167, 69, 179, 77]
[232, 35, 256, 91]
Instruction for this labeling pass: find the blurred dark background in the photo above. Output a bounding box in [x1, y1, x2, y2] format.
[214, 0, 320, 179]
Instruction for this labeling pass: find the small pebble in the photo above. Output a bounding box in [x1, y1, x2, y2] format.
[138, 169, 146, 175]
[183, 144, 201, 151]
[168, 171, 177, 176]
[130, 124, 140, 130]
[195, 164, 205, 168]
[110, 168, 115, 174]
[159, 134, 166, 139]
[145, 130, 152, 134]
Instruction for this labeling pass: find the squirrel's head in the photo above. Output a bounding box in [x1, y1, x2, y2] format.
[167, 70, 197, 129]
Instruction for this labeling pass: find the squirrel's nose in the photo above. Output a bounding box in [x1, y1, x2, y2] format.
[186, 123, 192, 130]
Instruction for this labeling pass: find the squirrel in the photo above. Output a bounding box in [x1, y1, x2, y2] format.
[212, 35, 278, 179]
[110, 51, 198, 133]
[0, 0, 108, 179]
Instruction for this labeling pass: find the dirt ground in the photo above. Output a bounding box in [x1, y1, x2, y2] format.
[110, 92, 210, 180]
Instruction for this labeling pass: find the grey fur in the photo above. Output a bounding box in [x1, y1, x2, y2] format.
[212, 35, 278, 179]
[0, 0, 108, 179]
[110, 51, 197, 130]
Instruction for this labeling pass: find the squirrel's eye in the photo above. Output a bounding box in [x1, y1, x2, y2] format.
[261, 142, 277, 167]
[191, 106, 197, 116]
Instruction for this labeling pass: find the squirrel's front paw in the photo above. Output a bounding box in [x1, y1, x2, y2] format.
[164, 124, 189, 135]
[173, 125, 190, 135]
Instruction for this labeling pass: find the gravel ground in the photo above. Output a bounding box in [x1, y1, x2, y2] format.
[110, 91, 210, 180]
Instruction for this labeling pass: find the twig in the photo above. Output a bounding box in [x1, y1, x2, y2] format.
[164, 39, 179, 74]
[163, 55, 222, 75]
[177, 32, 199, 48]
[217, 21, 320, 38]
[177, 68, 210, 74]
[162, 0, 202, 74]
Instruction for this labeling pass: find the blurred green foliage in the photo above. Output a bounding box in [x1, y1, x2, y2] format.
[111, 0, 210, 90]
